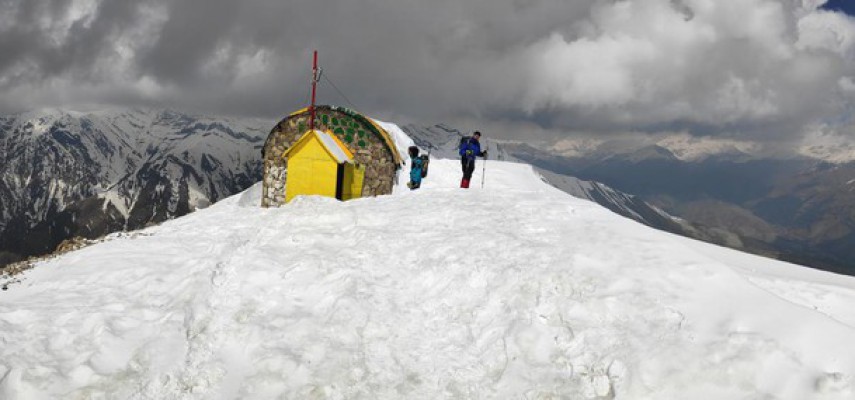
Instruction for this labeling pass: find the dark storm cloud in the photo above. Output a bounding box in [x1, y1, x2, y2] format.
[2, 0, 855, 145]
[0, 0, 599, 117]
[138, 0, 239, 84]
[0, 0, 147, 82]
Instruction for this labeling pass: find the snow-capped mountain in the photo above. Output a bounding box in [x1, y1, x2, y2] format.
[549, 135, 760, 163]
[798, 130, 855, 164]
[0, 108, 271, 265]
[2, 123, 854, 399]
[402, 123, 516, 161]
[548, 133, 855, 164]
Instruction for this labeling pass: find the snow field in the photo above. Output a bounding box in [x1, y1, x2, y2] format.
[1, 130, 855, 398]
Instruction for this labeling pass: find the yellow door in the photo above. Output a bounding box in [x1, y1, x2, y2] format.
[286, 159, 338, 202]
[283, 131, 354, 203]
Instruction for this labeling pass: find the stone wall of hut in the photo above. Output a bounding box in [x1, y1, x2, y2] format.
[261, 106, 399, 207]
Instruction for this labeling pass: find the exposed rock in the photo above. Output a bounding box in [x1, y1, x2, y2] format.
[55, 236, 97, 254]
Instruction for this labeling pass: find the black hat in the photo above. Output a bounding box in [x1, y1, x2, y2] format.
[473, 131, 481, 137]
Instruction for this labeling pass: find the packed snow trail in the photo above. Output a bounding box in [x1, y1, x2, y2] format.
[2, 150, 855, 398]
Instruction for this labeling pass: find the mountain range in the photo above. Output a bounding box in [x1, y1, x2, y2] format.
[0, 108, 269, 266]
[508, 140, 855, 275]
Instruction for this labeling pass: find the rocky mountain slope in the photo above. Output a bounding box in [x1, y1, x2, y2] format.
[0, 108, 270, 265]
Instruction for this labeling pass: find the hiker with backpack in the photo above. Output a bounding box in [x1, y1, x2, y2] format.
[458, 131, 487, 188]
[407, 146, 429, 190]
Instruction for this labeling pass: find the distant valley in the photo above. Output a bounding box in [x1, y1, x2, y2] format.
[507, 141, 855, 275]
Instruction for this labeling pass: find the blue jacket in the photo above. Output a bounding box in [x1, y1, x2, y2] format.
[409, 156, 424, 183]
[459, 138, 483, 160]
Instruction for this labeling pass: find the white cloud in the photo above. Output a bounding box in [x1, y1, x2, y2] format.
[487, 0, 852, 138]
[798, 9, 855, 58]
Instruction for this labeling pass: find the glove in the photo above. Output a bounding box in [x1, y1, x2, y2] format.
[466, 150, 473, 156]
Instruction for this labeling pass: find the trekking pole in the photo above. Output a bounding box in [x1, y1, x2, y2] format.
[481, 151, 487, 188]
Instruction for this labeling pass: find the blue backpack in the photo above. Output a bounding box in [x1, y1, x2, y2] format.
[458, 136, 469, 157]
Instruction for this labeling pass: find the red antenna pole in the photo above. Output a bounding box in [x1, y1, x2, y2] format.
[309, 50, 318, 131]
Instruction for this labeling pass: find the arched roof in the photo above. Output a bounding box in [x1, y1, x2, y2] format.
[286, 105, 403, 165]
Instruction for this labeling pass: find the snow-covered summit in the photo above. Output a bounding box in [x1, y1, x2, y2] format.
[799, 129, 855, 164]
[2, 123, 855, 399]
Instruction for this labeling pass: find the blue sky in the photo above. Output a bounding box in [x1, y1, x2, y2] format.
[823, 0, 855, 16]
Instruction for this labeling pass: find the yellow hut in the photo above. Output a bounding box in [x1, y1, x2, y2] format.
[261, 105, 403, 207]
[281, 129, 366, 203]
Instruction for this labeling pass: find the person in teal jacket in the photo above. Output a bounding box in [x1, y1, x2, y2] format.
[407, 146, 424, 190]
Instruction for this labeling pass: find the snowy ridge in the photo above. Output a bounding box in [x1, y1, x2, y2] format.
[535, 170, 646, 221]
[402, 124, 684, 234]
[1, 122, 855, 399]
